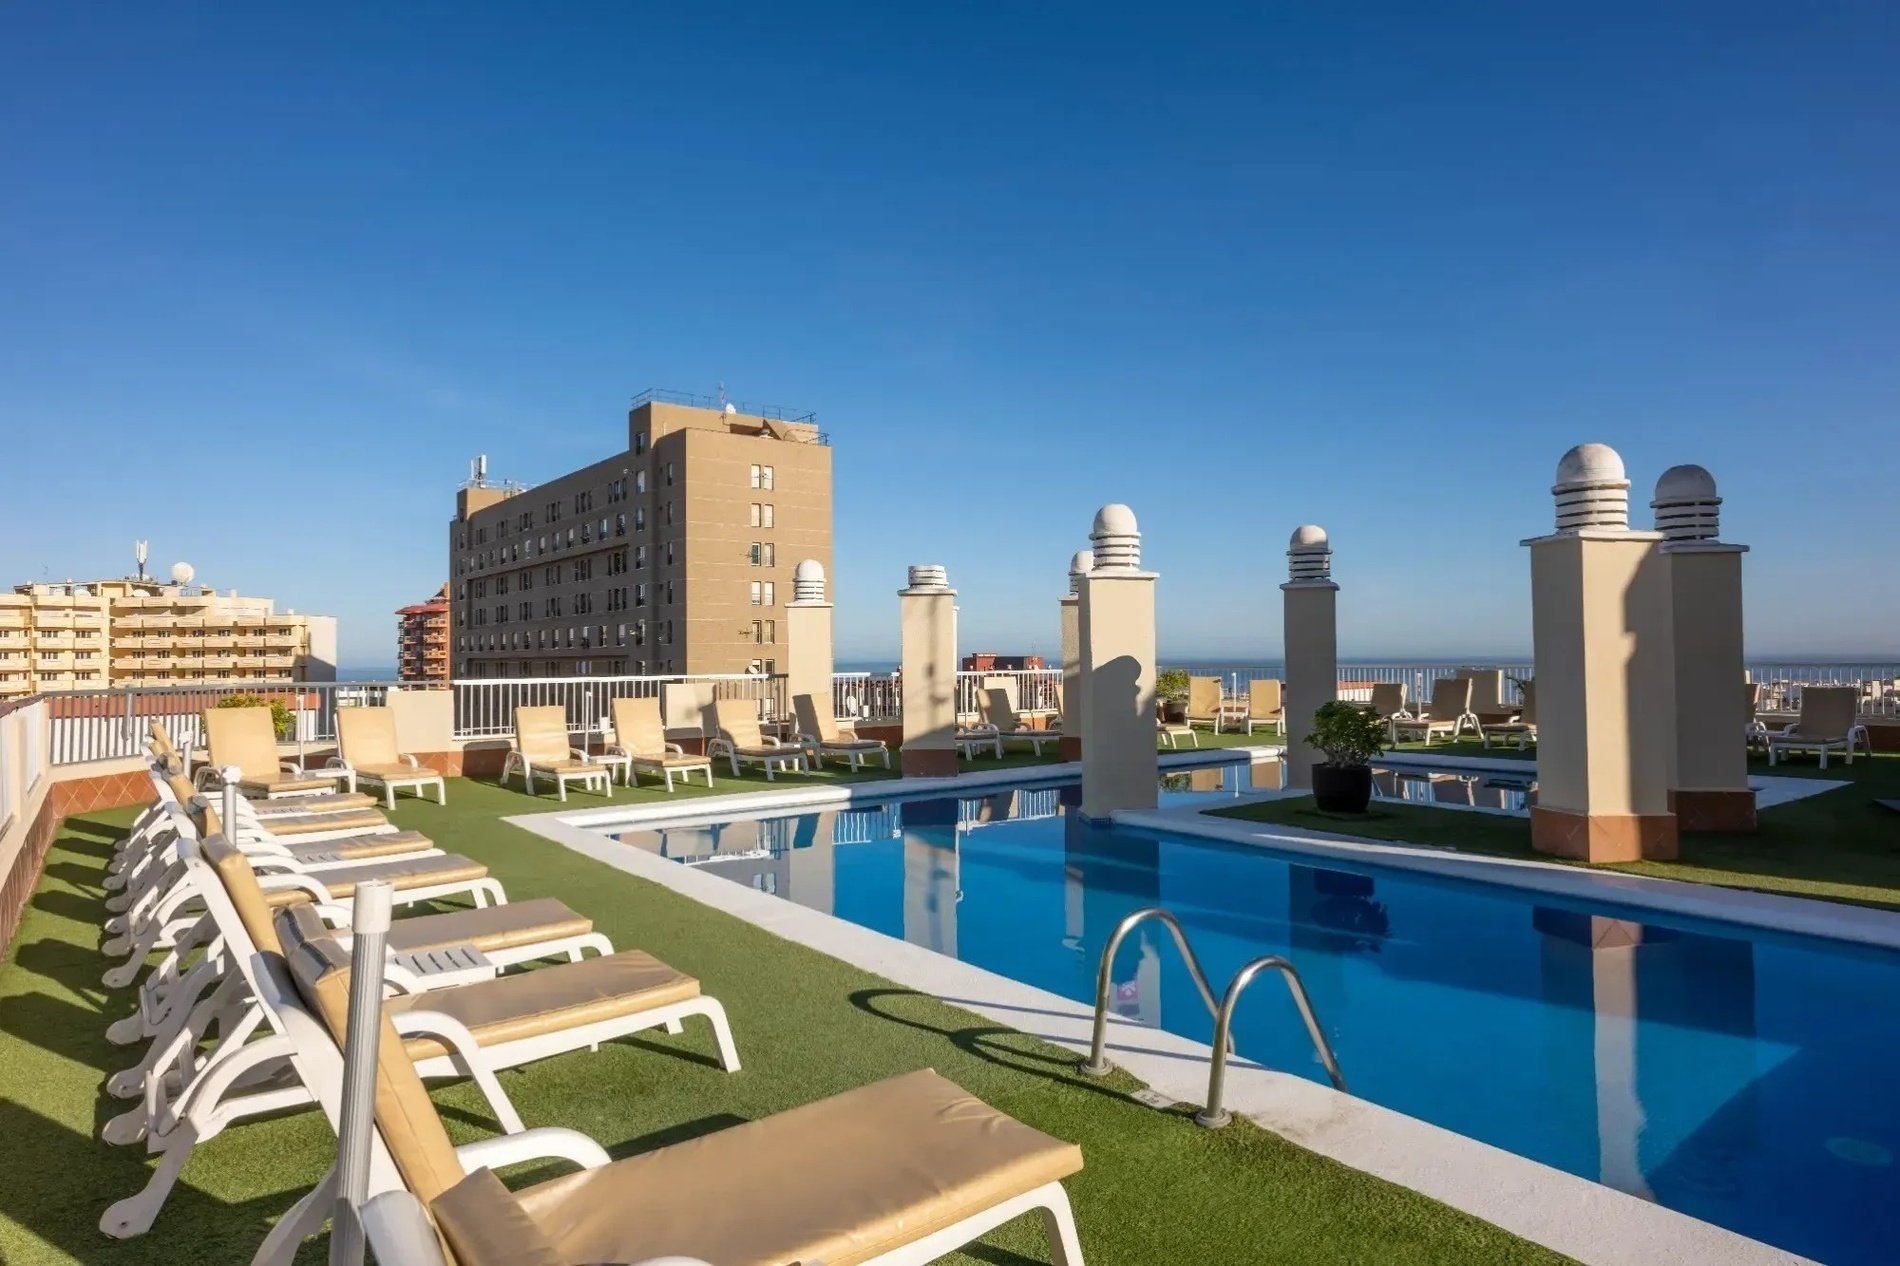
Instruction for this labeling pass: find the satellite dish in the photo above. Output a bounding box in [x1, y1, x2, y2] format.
[171, 562, 195, 585]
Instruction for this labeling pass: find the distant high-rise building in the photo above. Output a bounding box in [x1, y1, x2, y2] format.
[0, 569, 337, 696]
[449, 390, 833, 678]
[396, 584, 451, 685]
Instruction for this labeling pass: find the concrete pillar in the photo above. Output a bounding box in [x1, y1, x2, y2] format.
[1525, 444, 1678, 862]
[783, 560, 834, 725]
[1282, 526, 1339, 791]
[1058, 549, 1091, 761]
[898, 564, 958, 777]
[1653, 466, 1755, 832]
[1078, 505, 1158, 819]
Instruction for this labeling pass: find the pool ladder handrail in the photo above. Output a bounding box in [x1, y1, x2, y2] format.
[1078, 907, 1348, 1127]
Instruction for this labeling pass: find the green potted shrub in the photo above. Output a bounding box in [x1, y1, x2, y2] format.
[1155, 668, 1191, 724]
[1305, 700, 1387, 813]
[216, 692, 294, 740]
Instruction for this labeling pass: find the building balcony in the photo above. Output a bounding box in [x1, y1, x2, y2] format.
[33, 613, 76, 630]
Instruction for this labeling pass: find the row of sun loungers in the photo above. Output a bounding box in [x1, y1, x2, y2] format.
[90, 714, 1089, 1262]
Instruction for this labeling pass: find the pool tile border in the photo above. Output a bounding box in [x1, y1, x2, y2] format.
[512, 788, 1813, 1266]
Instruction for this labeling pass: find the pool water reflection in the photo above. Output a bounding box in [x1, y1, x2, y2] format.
[612, 777, 1900, 1264]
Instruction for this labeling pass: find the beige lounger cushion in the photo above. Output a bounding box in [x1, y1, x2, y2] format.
[531, 759, 600, 776]
[385, 949, 697, 1061]
[728, 744, 788, 759]
[381, 897, 593, 957]
[243, 790, 378, 814]
[513, 706, 576, 765]
[202, 705, 297, 784]
[261, 853, 490, 904]
[281, 931, 471, 1203]
[200, 819, 288, 956]
[239, 775, 346, 797]
[429, 1169, 563, 1266]
[352, 762, 440, 781]
[433, 1068, 1084, 1266]
[250, 808, 392, 837]
[286, 830, 434, 862]
[821, 738, 884, 752]
[633, 752, 711, 769]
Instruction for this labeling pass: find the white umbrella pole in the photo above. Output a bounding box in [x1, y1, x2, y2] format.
[330, 879, 393, 1266]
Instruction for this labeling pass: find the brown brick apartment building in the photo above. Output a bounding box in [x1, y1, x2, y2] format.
[450, 391, 833, 678]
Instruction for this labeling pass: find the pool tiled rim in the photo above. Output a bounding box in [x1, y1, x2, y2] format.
[512, 756, 1838, 1266]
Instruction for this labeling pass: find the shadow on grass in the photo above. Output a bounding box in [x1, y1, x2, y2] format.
[849, 987, 1142, 1105]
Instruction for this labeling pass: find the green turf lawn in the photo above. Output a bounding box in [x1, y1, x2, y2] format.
[0, 778, 1565, 1266]
[1213, 751, 1900, 910]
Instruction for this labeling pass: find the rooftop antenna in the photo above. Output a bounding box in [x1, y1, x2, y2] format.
[134, 540, 149, 581]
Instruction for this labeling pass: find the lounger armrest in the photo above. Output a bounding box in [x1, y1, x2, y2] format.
[280, 759, 308, 776]
[398, 753, 422, 769]
[569, 746, 594, 763]
[665, 741, 685, 755]
[324, 756, 354, 773]
[603, 743, 630, 758]
[254, 873, 336, 905]
[312, 901, 353, 927]
[455, 1126, 611, 1174]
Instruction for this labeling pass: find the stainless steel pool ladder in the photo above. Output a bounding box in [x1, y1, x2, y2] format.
[1078, 907, 1347, 1127]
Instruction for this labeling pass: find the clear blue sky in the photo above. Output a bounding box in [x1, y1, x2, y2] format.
[4, 3, 1897, 667]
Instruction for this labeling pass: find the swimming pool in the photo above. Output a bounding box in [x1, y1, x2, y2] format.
[610, 769, 1899, 1264]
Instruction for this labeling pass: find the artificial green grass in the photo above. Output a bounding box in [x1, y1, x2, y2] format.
[1212, 752, 1900, 911]
[0, 781, 1566, 1265]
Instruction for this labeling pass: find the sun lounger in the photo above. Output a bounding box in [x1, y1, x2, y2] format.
[1480, 682, 1537, 751]
[1185, 676, 1225, 731]
[1767, 686, 1869, 769]
[329, 706, 448, 808]
[1367, 682, 1409, 745]
[793, 692, 891, 771]
[502, 705, 612, 801]
[1241, 678, 1285, 736]
[252, 947, 1085, 1266]
[1157, 702, 1197, 749]
[709, 697, 808, 779]
[982, 686, 1058, 755]
[1391, 676, 1476, 745]
[199, 705, 354, 797]
[605, 696, 716, 790]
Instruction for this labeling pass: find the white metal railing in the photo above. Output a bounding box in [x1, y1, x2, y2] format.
[0, 697, 50, 828]
[1166, 661, 1900, 711]
[40, 682, 397, 767]
[831, 669, 1063, 721]
[450, 673, 786, 740]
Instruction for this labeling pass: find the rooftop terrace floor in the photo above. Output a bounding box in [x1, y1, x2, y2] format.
[0, 769, 1565, 1266]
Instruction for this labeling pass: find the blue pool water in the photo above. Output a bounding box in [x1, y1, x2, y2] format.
[613, 765, 1899, 1263]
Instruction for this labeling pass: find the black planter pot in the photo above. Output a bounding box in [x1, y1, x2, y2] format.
[1312, 763, 1373, 814]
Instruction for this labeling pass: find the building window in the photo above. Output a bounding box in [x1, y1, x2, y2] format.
[634, 430, 647, 456]
[635, 544, 648, 570]
[664, 501, 674, 526]
[633, 507, 646, 532]
[749, 503, 761, 528]
[761, 542, 775, 567]
[635, 470, 647, 495]
[749, 581, 762, 606]
[750, 463, 775, 490]
[749, 542, 762, 566]
[665, 461, 676, 486]
[635, 583, 647, 608]
[614, 513, 626, 536]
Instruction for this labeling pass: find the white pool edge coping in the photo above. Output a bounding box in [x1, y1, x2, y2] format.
[540, 744, 1281, 831]
[1119, 801, 1900, 952]
[512, 789, 1816, 1266]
